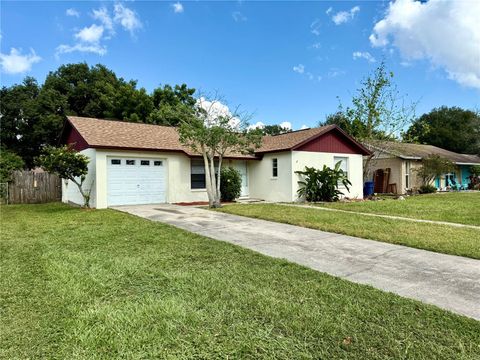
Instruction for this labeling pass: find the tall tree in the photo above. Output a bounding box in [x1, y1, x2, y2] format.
[178, 95, 262, 208]
[322, 61, 415, 141]
[403, 106, 480, 154]
[260, 124, 292, 136]
[324, 61, 417, 179]
[148, 84, 196, 126]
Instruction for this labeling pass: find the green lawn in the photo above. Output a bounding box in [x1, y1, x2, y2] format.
[320, 192, 480, 226]
[1, 204, 479, 359]
[217, 204, 480, 259]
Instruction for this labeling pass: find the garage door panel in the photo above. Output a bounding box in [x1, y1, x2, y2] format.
[107, 158, 166, 206]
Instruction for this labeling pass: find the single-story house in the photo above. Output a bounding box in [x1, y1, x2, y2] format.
[365, 141, 480, 194]
[60, 116, 371, 208]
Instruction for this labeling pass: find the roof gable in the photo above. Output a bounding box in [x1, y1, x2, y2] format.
[255, 125, 371, 155]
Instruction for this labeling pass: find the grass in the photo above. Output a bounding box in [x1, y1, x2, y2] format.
[1, 203, 479, 359]
[217, 204, 480, 259]
[320, 192, 480, 226]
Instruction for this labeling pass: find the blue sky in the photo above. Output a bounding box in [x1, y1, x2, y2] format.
[1, 0, 479, 130]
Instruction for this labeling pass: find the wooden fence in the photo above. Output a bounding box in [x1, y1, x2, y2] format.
[3, 170, 62, 204]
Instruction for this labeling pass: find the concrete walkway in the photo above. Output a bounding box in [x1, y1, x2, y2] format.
[283, 203, 480, 230]
[113, 204, 480, 321]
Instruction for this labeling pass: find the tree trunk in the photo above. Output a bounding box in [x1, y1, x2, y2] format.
[213, 155, 223, 208]
[202, 152, 214, 208]
[363, 153, 375, 181]
[71, 178, 90, 208]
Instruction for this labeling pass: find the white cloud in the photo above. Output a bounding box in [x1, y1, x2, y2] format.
[92, 7, 114, 34]
[293, 64, 305, 74]
[74, 24, 104, 43]
[300, 124, 309, 130]
[309, 42, 321, 49]
[196, 97, 241, 129]
[232, 11, 247, 22]
[331, 6, 360, 25]
[55, 43, 107, 57]
[248, 121, 265, 130]
[326, 7, 333, 15]
[310, 19, 321, 35]
[114, 3, 142, 34]
[0, 48, 41, 74]
[279, 121, 292, 130]
[370, 0, 480, 89]
[172, 2, 184, 14]
[352, 51, 376, 63]
[66, 8, 80, 18]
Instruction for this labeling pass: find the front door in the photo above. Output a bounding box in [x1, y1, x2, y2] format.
[236, 161, 249, 197]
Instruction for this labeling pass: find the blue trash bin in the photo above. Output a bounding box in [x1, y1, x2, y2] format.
[364, 181, 374, 197]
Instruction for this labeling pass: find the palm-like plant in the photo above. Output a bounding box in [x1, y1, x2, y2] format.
[295, 162, 351, 202]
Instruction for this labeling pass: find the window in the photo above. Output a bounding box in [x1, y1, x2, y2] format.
[334, 156, 348, 180]
[140, 160, 150, 166]
[154, 160, 163, 166]
[272, 158, 278, 177]
[111, 159, 121, 165]
[190, 159, 218, 189]
[126, 160, 135, 165]
[191, 159, 206, 189]
[405, 161, 411, 189]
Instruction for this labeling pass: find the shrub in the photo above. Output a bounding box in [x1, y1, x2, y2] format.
[0, 149, 24, 183]
[415, 155, 455, 186]
[419, 184, 437, 194]
[0, 149, 24, 200]
[295, 162, 351, 202]
[220, 166, 241, 202]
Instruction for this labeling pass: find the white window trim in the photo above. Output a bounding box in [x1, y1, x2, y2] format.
[333, 156, 349, 187]
[272, 158, 278, 178]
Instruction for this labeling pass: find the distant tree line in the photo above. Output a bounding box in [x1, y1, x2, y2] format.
[0, 63, 293, 169]
[0, 63, 198, 168]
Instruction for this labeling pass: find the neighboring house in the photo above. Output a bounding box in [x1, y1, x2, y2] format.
[365, 141, 480, 194]
[60, 116, 371, 208]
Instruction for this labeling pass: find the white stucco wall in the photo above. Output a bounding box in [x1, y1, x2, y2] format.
[291, 151, 364, 200]
[62, 148, 97, 207]
[248, 152, 293, 202]
[94, 149, 214, 208]
[64, 148, 365, 208]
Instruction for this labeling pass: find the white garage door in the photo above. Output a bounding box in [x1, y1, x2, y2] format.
[107, 157, 166, 206]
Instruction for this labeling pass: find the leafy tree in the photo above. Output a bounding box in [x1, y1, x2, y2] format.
[0, 77, 65, 168]
[43, 63, 118, 118]
[320, 111, 365, 136]
[415, 155, 455, 186]
[148, 84, 196, 126]
[0, 149, 24, 182]
[260, 124, 292, 136]
[403, 106, 480, 154]
[327, 61, 416, 179]
[37, 146, 92, 207]
[112, 81, 153, 122]
[333, 61, 415, 140]
[220, 166, 242, 201]
[295, 162, 351, 202]
[179, 95, 262, 208]
[0, 78, 40, 154]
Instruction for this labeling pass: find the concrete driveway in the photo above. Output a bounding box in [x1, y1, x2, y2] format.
[113, 204, 480, 321]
